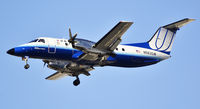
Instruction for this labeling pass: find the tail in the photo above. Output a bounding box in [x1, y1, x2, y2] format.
[148, 18, 194, 54]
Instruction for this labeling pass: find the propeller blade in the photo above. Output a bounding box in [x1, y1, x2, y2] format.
[73, 33, 78, 39]
[68, 28, 78, 48]
[69, 28, 72, 39]
[43, 62, 46, 68]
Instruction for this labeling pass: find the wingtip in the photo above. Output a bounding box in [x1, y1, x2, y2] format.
[185, 18, 195, 22]
[188, 18, 195, 22]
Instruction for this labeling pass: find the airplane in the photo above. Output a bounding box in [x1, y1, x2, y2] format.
[7, 18, 194, 86]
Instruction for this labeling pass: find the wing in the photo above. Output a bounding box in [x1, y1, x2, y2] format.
[46, 72, 68, 80]
[72, 21, 133, 62]
[94, 21, 133, 51]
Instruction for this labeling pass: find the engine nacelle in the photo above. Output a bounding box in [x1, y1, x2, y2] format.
[47, 61, 69, 71]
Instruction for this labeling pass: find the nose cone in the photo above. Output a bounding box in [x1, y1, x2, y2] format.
[7, 48, 15, 55]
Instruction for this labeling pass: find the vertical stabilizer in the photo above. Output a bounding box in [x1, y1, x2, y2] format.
[148, 18, 194, 54]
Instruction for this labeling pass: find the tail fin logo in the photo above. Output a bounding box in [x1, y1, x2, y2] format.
[149, 27, 175, 52]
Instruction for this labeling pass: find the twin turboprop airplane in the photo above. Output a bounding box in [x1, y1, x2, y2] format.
[7, 18, 194, 86]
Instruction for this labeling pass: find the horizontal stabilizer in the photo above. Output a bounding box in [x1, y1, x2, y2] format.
[45, 72, 68, 80]
[163, 18, 195, 32]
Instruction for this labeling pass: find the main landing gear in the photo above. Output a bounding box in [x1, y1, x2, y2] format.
[73, 76, 80, 86]
[22, 56, 30, 69]
[72, 71, 91, 86]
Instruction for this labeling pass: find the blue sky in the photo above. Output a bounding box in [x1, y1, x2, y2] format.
[1, 0, 199, 109]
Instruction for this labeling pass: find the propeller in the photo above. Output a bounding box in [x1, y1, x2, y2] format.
[42, 60, 49, 68]
[68, 28, 77, 47]
[43, 62, 47, 68]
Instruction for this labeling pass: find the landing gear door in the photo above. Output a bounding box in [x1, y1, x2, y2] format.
[48, 39, 56, 54]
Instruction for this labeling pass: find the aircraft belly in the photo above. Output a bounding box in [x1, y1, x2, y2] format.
[108, 54, 160, 67]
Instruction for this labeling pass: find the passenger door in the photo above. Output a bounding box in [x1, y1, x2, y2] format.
[48, 39, 56, 54]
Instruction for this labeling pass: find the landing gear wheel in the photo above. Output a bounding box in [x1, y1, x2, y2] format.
[24, 64, 30, 69]
[73, 78, 80, 86]
[22, 56, 30, 69]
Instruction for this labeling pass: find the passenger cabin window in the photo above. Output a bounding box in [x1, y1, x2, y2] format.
[38, 39, 45, 43]
[116, 48, 118, 51]
[122, 48, 125, 51]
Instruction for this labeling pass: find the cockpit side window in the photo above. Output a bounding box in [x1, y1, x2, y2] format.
[29, 39, 38, 43]
[38, 39, 45, 43]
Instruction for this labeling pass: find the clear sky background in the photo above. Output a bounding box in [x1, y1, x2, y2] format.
[0, 0, 199, 109]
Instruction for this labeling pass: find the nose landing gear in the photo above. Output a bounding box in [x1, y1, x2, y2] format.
[24, 64, 30, 69]
[22, 56, 30, 69]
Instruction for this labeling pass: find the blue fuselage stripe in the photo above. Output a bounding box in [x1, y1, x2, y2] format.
[14, 45, 161, 67]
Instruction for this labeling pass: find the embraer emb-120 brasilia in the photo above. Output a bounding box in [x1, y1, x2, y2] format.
[7, 18, 194, 86]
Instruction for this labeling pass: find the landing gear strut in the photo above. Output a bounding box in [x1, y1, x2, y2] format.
[22, 56, 30, 69]
[73, 76, 80, 86]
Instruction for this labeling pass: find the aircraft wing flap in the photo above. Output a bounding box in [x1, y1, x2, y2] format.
[94, 21, 133, 51]
[45, 72, 68, 80]
[78, 53, 99, 61]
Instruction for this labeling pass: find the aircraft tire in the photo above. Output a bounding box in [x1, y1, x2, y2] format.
[24, 64, 30, 69]
[73, 79, 80, 86]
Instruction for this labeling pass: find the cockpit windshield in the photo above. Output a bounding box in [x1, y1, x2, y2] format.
[75, 38, 95, 49]
[29, 39, 38, 43]
[29, 39, 45, 43]
[38, 39, 45, 43]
